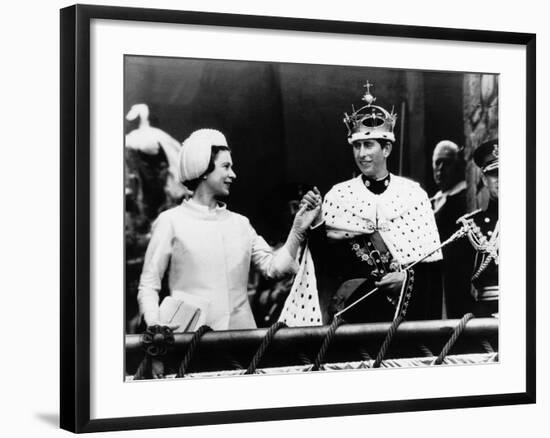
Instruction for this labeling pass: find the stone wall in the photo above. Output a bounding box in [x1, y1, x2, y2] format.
[463, 74, 499, 211]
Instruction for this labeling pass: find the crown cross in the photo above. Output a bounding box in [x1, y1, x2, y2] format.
[362, 81, 376, 105]
[364, 81, 373, 94]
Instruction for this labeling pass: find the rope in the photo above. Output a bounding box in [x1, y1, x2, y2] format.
[480, 338, 495, 354]
[228, 356, 244, 370]
[245, 321, 287, 374]
[373, 315, 404, 368]
[418, 343, 434, 357]
[358, 347, 372, 361]
[471, 253, 496, 281]
[133, 356, 150, 380]
[298, 352, 312, 365]
[312, 316, 345, 371]
[434, 313, 475, 365]
[176, 325, 213, 378]
[220, 352, 244, 370]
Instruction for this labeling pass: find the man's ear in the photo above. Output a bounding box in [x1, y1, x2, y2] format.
[383, 141, 393, 157]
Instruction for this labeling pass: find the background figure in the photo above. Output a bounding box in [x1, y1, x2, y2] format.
[125, 103, 191, 218]
[468, 139, 499, 317]
[430, 140, 475, 318]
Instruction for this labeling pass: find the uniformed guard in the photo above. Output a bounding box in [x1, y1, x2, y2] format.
[464, 138, 499, 316]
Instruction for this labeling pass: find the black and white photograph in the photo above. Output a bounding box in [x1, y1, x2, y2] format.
[124, 56, 501, 380]
[53, 2, 538, 434]
[3, 0, 547, 435]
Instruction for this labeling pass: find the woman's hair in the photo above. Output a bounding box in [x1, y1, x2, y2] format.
[184, 145, 231, 191]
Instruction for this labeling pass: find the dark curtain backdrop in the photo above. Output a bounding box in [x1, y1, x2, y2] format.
[124, 56, 465, 242]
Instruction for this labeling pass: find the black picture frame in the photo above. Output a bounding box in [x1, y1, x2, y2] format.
[60, 4, 536, 433]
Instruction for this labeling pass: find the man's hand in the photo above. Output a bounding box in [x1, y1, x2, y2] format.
[374, 271, 406, 301]
[293, 187, 323, 232]
[283, 187, 323, 258]
[299, 187, 322, 211]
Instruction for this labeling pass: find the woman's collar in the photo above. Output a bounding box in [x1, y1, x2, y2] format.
[183, 198, 227, 216]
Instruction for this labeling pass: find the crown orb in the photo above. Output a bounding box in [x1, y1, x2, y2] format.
[363, 93, 376, 105]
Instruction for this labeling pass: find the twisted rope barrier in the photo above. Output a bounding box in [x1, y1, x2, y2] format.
[373, 315, 405, 368]
[127, 317, 497, 378]
[480, 338, 495, 354]
[176, 325, 213, 377]
[312, 316, 345, 371]
[418, 343, 434, 357]
[434, 313, 475, 365]
[298, 352, 313, 365]
[245, 321, 287, 374]
[358, 347, 372, 361]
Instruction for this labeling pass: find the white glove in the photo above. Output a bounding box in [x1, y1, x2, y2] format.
[283, 187, 322, 258]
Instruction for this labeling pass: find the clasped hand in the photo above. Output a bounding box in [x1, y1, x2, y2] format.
[292, 186, 322, 234]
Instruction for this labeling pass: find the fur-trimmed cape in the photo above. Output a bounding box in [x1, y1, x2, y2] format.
[279, 174, 442, 327]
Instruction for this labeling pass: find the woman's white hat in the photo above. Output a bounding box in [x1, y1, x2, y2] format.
[178, 129, 228, 182]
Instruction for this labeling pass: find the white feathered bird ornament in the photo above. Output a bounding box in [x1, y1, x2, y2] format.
[125, 103, 189, 200]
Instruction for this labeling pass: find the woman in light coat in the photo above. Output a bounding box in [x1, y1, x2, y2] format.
[138, 129, 320, 333]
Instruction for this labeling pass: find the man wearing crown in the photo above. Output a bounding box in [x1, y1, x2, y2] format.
[279, 82, 443, 326]
[463, 139, 499, 316]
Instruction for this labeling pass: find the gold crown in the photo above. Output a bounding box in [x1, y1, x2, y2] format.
[343, 81, 397, 144]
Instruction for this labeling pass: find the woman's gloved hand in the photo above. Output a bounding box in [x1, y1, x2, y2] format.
[293, 186, 323, 235]
[284, 187, 322, 258]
